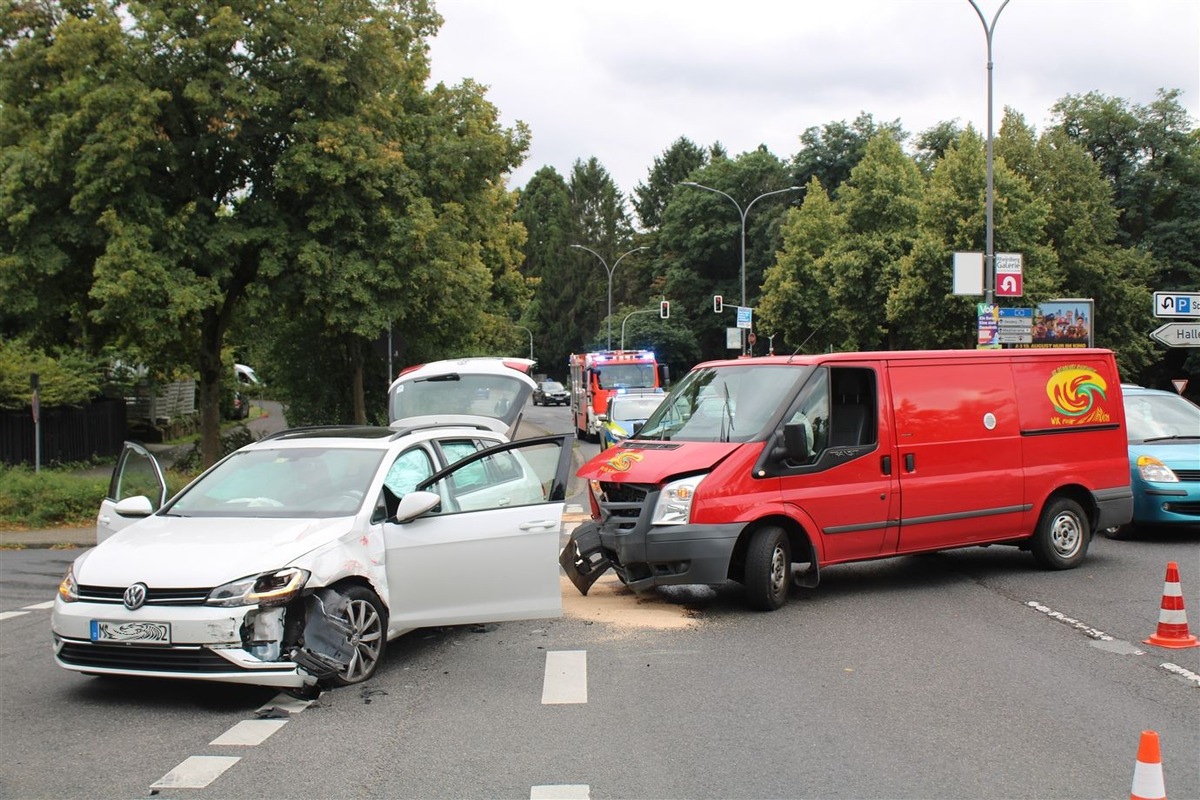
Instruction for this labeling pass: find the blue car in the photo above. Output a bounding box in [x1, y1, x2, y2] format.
[1106, 385, 1200, 538]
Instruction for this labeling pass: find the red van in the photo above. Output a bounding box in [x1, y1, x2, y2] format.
[561, 349, 1134, 610]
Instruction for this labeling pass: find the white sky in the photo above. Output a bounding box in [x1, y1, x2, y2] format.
[427, 0, 1200, 197]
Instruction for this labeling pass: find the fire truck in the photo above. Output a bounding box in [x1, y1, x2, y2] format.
[569, 349, 667, 442]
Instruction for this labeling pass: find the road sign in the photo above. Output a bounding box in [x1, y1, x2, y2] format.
[1149, 322, 1200, 347]
[1153, 292, 1200, 318]
[736, 306, 752, 329]
[994, 253, 1022, 297]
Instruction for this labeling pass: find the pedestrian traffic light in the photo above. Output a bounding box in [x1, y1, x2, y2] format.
[713, 295, 723, 313]
[660, 300, 670, 319]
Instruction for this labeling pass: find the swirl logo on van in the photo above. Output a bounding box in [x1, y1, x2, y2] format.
[1046, 366, 1108, 421]
[601, 450, 644, 473]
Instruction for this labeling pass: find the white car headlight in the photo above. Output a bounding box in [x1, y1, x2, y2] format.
[651, 475, 707, 526]
[207, 568, 310, 607]
[57, 563, 79, 603]
[1136, 455, 1179, 483]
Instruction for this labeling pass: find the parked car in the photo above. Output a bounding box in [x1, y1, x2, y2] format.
[64, 358, 570, 692]
[532, 380, 570, 406]
[1105, 385, 1200, 538]
[599, 390, 665, 450]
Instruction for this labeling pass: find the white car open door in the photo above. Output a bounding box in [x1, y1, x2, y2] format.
[383, 434, 573, 628]
[95, 442, 168, 544]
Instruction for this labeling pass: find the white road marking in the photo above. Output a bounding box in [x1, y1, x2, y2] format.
[542, 650, 587, 704]
[23, 601, 53, 610]
[150, 756, 239, 789]
[259, 693, 312, 714]
[210, 719, 289, 746]
[0, 611, 29, 621]
[1025, 600, 1145, 651]
[531, 784, 590, 799]
[1160, 662, 1200, 686]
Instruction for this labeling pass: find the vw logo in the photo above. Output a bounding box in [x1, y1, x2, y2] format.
[123, 583, 148, 610]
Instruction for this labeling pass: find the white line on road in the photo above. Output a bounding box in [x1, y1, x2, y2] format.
[23, 601, 53, 610]
[531, 784, 591, 799]
[210, 719, 289, 746]
[150, 756, 240, 789]
[542, 650, 587, 704]
[0, 611, 29, 621]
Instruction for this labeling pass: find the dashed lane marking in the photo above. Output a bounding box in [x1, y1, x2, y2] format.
[531, 785, 591, 799]
[1, 601, 56, 620]
[24, 601, 53, 610]
[149, 692, 311, 790]
[542, 650, 587, 705]
[150, 755, 240, 789]
[210, 719, 289, 746]
[0, 611, 29, 621]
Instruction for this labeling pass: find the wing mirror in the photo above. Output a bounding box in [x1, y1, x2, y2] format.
[392, 490, 441, 523]
[113, 496, 155, 518]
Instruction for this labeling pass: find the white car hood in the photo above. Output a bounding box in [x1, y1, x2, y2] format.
[75, 515, 356, 588]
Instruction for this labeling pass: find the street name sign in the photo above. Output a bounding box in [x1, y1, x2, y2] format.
[1153, 292, 1200, 318]
[1150, 322, 1200, 348]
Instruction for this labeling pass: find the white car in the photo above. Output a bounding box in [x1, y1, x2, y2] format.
[58, 359, 569, 691]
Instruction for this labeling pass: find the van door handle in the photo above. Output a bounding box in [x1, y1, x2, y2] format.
[881, 456, 892, 475]
[904, 453, 915, 472]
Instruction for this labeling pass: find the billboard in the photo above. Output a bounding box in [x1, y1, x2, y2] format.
[977, 299, 1095, 349]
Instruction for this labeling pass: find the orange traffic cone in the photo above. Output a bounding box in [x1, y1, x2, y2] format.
[1129, 730, 1166, 800]
[1145, 561, 1199, 648]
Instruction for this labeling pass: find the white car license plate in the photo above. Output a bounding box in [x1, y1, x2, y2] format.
[90, 620, 171, 644]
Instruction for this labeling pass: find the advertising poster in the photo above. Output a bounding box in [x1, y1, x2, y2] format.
[1024, 299, 1094, 348]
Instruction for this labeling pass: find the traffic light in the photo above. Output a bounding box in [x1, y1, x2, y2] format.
[659, 300, 670, 319]
[713, 295, 723, 313]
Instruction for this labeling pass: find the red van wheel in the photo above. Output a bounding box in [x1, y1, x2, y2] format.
[1030, 497, 1089, 569]
[744, 526, 791, 611]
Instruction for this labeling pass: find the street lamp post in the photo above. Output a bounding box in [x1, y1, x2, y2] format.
[515, 325, 534, 362]
[968, 0, 1011, 305]
[619, 308, 658, 351]
[570, 244, 649, 350]
[679, 182, 801, 354]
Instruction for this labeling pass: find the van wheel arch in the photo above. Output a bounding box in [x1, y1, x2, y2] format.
[729, 518, 818, 587]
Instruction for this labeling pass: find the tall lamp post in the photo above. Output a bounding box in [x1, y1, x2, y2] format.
[515, 325, 534, 362]
[680, 182, 802, 354]
[570, 244, 649, 350]
[968, 0, 1011, 305]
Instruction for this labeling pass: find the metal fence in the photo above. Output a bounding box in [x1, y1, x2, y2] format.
[0, 398, 128, 467]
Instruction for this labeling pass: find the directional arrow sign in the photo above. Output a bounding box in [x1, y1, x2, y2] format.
[1153, 291, 1200, 318]
[1150, 322, 1200, 347]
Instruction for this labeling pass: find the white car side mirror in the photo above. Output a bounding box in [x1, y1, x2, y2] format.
[113, 495, 155, 518]
[393, 490, 441, 522]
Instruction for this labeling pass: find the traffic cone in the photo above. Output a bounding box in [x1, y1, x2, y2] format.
[1129, 730, 1166, 800]
[1145, 561, 1199, 648]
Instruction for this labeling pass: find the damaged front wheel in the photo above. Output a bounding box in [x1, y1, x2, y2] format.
[329, 586, 386, 687]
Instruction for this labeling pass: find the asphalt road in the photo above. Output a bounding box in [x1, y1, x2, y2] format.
[2, 402, 1197, 799]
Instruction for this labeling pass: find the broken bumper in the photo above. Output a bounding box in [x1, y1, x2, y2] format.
[51, 598, 320, 688]
[559, 519, 741, 596]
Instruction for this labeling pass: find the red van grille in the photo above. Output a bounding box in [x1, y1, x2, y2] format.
[597, 482, 651, 529]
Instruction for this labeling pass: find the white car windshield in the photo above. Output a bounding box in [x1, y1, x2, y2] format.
[1125, 393, 1200, 442]
[638, 365, 809, 443]
[609, 395, 663, 423]
[163, 447, 386, 518]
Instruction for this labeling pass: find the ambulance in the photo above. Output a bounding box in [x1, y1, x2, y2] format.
[560, 349, 1133, 610]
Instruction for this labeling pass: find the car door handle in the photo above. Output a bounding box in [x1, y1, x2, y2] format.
[519, 520, 559, 531]
[98, 515, 110, 525]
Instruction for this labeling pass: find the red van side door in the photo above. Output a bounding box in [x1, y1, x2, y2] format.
[888, 358, 1026, 551]
[776, 364, 900, 564]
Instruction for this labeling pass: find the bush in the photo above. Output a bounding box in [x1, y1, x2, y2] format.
[0, 466, 109, 528]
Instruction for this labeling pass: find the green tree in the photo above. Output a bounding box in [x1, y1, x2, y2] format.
[659, 147, 795, 360]
[632, 137, 709, 230]
[515, 167, 573, 378]
[790, 112, 906, 199]
[1, 0, 530, 460]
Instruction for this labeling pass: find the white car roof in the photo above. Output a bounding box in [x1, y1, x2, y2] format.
[386, 357, 537, 437]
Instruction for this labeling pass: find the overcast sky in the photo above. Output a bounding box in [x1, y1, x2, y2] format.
[426, 0, 1199, 197]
